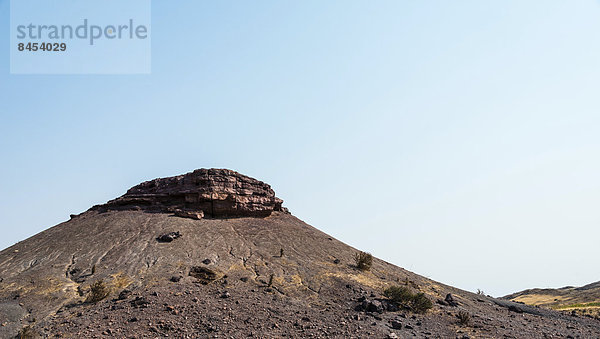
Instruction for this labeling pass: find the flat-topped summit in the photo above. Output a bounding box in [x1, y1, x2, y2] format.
[91, 168, 284, 217]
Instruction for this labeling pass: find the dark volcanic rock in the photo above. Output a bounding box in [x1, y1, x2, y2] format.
[92, 168, 284, 218]
[356, 299, 384, 313]
[156, 231, 181, 243]
[390, 319, 403, 329]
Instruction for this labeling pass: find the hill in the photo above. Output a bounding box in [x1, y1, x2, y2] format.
[505, 282, 600, 318]
[1, 169, 599, 338]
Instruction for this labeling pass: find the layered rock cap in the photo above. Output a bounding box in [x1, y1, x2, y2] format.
[91, 168, 285, 218]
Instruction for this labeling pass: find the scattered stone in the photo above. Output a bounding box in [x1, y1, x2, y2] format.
[131, 296, 150, 308]
[156, 231, 181, 243]
[356, 300, 384, 314]
[202, 258, 212, 265]
[333, 259, 340, 264]
[220, 292, 231, 299]
[387, 332, 399, 338]
[170, 276, 182, 283]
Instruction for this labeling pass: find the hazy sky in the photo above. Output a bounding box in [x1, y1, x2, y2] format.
[1, 0, 599, 297]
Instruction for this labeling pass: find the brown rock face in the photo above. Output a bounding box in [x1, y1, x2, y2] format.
[92, 169, 284, 218]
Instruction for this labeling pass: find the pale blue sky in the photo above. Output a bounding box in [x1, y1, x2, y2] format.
[1, 0, 599, 296]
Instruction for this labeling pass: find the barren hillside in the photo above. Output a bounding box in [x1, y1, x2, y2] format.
[0, 169, 598, 338]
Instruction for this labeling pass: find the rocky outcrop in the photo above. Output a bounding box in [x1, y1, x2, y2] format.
[91, 169, 284, 218]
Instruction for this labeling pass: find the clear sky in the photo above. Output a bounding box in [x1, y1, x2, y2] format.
[1, 0, 599, 297]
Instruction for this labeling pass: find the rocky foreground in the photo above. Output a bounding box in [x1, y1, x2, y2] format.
[0, 169, 599, 338]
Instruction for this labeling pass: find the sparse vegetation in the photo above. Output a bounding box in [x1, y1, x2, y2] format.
[354, 251, 373, 271]
[189, 266, 223, 285]
[280, 248, 284, 257]
[18, 325, 38, 339]
[411, 292, 434, 313]
[477, 289, 485, 295]
[553, 302, 600, 310]
[268, 274, 274, 287]
[85, 279, 110, 303]
[457, 310, 471, 326]
[384, 286, 433, 313]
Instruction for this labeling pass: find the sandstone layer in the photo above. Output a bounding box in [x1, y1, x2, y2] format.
[91, 168, 284, 218]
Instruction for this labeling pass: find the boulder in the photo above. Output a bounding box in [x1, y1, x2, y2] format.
[356, 299, 384, 313]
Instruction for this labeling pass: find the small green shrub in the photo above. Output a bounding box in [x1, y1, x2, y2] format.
[457, 310, 471, 326]
[354, 251, 373, 271]
[384, 286, 412, 302]
[86, 279, 110, 303]
[411, 292, 434, 313]
[384, 286, 433, 314]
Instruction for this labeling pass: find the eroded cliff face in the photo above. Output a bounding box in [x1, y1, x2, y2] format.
[91, 168, 284, 217]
